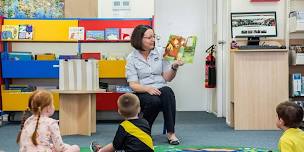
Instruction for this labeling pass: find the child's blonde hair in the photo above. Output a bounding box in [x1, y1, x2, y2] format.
[16, 90, 53, 145]
[117, 93, 140, 118]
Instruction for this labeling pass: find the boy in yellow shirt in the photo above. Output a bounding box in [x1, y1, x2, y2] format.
[276, 101, 304, 152]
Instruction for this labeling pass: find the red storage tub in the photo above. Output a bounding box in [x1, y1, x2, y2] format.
[81, 53, 101, 60]
[96, 92, 124, 111]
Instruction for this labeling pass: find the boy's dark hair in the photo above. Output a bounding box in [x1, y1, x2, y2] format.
[130, 25, 153, 51]
[117, 93, 140, 118]
[276, 101, 304, 128]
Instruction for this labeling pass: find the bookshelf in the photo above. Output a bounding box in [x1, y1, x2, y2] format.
[288, 0, 304, 100]
[0, 16, 3, 112]
[0, 17, 153, 112]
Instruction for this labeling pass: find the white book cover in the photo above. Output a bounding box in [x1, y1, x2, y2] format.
[68, 60, 75, 90]
[86, 60, 93, 90]
[95, 61, 99, 90]
[91, 60, 99, 90]
[75, 60, 83, 90]
[69, 27, 85, 40]
[293, 73, 302, 96]
[59, 60, 68, 90]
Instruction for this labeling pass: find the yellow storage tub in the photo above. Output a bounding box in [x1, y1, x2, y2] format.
[2, 91, 59, 111]
[99, 60, 126, 78]
[35, 54, 56, 60]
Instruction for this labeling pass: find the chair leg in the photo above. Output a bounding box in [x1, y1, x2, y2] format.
[163, 123, 166, 134]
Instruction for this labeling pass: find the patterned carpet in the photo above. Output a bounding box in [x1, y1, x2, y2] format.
[80, 145, 278, 152]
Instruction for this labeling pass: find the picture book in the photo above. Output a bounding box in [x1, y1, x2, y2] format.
[1, 25, 19, 40]
[69, 27, 84, 40]
[163, 35, 197, 63]
[301, 76, 304, 96]
[105, 28, 120, 40]
[18, 24, 33, 40]
[293, 73, 302, 96]
[120, 28, 134, 40]
[86, 30, 105, 40]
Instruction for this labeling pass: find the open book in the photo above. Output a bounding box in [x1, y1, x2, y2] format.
[163, 35, 197, 63]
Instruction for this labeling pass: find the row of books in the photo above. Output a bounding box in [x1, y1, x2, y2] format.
[0, 52, 129, 61]
[69, 27, 134, 41]
[0, 25, 133, 41]
[292, 73, 304, 96]
[1, 24, 33, 40]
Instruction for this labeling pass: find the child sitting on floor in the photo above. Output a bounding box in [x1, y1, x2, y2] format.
[17, 90, 80, 152]
[276, 101, 304, 152]
[90, 93, 154, 152]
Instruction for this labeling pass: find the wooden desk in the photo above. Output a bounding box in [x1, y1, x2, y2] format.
[52, 90, 105, 136]
[230, 49, 288, 130]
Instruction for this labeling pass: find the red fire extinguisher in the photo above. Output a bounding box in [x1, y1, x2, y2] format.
[205, 45, 216, 88]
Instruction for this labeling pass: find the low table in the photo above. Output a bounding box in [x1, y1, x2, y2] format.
[52, 90, 106, 136]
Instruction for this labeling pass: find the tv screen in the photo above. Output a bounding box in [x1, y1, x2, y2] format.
[231, 12, 277, 38]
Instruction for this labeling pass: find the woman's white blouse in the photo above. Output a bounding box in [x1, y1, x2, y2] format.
[126, 47, 171, 89]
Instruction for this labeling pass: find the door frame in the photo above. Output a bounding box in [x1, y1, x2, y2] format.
[216, 0, 230, 120]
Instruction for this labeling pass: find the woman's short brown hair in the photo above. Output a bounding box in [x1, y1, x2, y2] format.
[276, 101, 303, 128]
[130, 25, 153, 50]
[117, 93, 140, 118]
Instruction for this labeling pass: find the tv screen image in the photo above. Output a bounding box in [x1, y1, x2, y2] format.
[231, 12, 277, 38]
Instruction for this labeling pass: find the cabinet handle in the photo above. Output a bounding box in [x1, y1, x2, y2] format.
[53, 65, 59, 68]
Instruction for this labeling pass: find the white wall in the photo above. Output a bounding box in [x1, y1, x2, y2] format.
[12, 0, 215, 112]
[231, 0, 286, 40]
[154, 0, 214, 111]
[98, 0, 154, 18]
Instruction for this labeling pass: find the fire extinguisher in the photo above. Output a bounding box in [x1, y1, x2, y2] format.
[205, 45, 216, 88]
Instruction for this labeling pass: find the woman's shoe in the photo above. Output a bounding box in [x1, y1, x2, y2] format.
[167, 138, 180, 145]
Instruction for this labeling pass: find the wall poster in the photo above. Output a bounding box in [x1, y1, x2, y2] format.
[0, 0, 64, 18]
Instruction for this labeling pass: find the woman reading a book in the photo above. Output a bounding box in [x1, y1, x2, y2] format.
[126, 25, 184, 145]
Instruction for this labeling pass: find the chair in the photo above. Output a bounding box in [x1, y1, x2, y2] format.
[163, 123, 166, 134]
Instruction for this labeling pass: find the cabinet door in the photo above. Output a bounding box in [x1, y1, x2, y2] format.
[233, 51, 288, 130]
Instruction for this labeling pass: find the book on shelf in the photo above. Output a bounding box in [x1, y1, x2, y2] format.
[69, 27, 84, 40]
[116, 85, 133, 93]
[163, 35, 197, 63]
[86, 30, 105, 40]
[302, 76, 304, 96]
[120, 28, 134, 40]
[1, 52, 33, 61]
[1, 25, 19, 40]
[293, 73, 302, 96]
[18, 24, 33, 40]
[105, 28, 120, 40]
